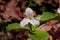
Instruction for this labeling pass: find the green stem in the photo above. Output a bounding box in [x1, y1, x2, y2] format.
[29, 23, 32, 31]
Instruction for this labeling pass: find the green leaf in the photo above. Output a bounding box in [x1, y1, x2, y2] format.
[28, 30, 49, 40]
[58, 14, 60, 17]
[52, 16, 60, 20]
[31, 25, 38, 31]
[20, 26, 30, 30]
[41, 12, 56, 21]
[6, 23, 20, 31]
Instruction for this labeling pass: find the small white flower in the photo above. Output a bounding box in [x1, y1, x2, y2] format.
[57, 8, 60, 13]
[20, 7, 40, 27]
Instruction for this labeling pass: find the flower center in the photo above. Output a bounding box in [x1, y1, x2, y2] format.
[29, 17, 32, 20]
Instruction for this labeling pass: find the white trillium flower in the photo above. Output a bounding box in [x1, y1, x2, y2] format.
[57, 8, 60, 13]
[20, 7, 40, 27]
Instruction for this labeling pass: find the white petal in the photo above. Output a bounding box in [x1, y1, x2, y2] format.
[25, 7, 34, 17]
[57, 8, 60, 13]
[29, 19, 40, 26]
[20, 18, 29, 27]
